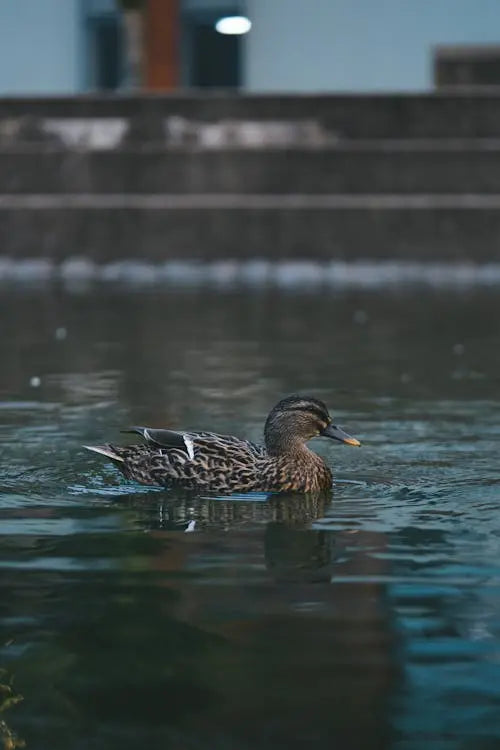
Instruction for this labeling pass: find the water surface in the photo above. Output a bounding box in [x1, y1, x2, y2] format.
[1, 277, 500, 749]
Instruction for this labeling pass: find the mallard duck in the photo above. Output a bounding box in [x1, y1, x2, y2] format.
[84, 395, 360, 495]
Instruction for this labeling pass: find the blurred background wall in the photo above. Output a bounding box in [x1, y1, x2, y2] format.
[2, 0, 500, 262]
[245, 0, 500, 91]
[0, 0, 83, 94]
[2, 0, 500, 95]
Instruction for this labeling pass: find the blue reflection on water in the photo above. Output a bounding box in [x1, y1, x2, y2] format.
[1, 282, 500, 749]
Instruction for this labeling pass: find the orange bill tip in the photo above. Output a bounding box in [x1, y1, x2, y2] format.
[343, 436, 361, 447]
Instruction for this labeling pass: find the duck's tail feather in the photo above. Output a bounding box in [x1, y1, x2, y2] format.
[83, 445, 125, 463]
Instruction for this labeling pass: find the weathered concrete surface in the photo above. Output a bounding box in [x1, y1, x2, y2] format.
[2, 201, 500, 262]
[2, 93, 500, 262]
[3, 92, 500, 142]
[4, 144, 500, 194]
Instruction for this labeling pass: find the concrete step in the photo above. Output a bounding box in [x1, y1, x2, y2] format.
[4, 93, 500, 140]
[4, 145, 500, 194]
[1, 194, 500, 261]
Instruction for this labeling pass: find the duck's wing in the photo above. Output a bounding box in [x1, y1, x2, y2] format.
[121, 426, 196, 459]
[86, 428, 268, 491]
[218, 435, 267, 458]
[122, 427, 266, 460]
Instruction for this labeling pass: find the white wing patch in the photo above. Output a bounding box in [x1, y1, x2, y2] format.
[183, 435, 195, 460]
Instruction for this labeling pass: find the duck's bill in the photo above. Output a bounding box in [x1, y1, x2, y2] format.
[322, 423, 361, 446]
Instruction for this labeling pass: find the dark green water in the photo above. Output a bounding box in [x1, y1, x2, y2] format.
[1, 279, 500, 750]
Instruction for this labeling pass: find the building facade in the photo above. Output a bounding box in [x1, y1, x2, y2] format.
[245, 0, 500, 92]
[0, 0, 499, 95]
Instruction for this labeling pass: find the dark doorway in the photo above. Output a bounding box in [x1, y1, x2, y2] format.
[191, 22, 240, 87]
[185, 6, 244, 89]
[87, 14, 123, 90]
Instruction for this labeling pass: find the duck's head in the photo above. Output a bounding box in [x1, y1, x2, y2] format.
[264, 395, 361, 456]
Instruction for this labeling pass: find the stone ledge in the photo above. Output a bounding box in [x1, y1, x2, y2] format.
[3, 193, 500, 208]
[4, 93, 500, 141]
[1, 204, 500, 261]
[5, 149, 500, 193]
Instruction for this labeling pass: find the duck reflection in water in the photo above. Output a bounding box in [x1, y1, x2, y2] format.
[119, 488, 339, 585]
[109, 486, 394, 750]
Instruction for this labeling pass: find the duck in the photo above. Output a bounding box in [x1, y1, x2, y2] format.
[84, 394, 360, 495]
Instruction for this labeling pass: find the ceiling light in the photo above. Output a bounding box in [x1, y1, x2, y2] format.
[215, 16, 252, 35]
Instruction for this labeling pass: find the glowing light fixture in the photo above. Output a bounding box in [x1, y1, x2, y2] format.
[215, 15, 252, 35]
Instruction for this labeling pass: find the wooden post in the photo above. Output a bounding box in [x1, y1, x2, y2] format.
[145, 0, 179, 90]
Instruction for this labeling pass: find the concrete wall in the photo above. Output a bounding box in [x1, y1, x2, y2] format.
[245, 0, 500, 91]
[3, 202, 500, 262]
[4, 93, 500, 139]
[2, 0, 500, 96]
[2, 92, 500, 262]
